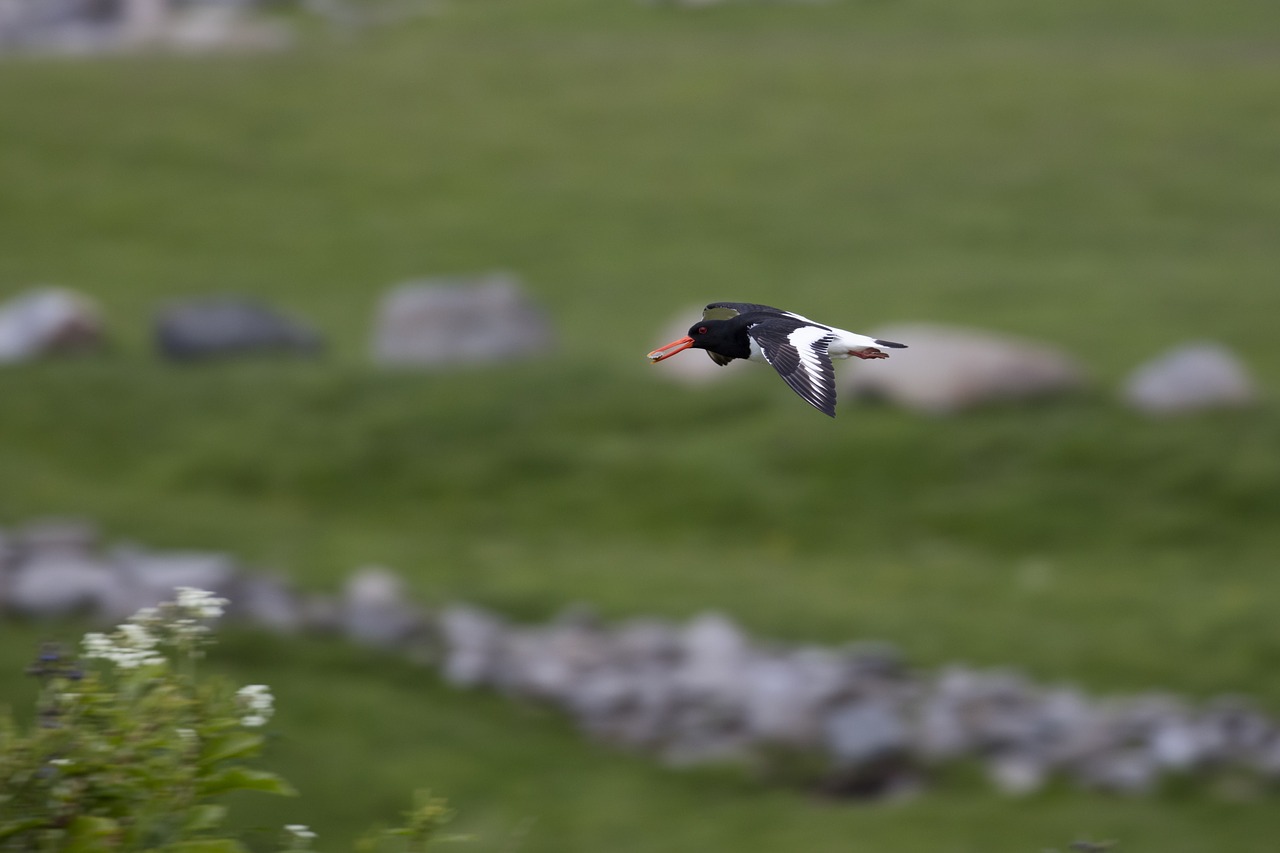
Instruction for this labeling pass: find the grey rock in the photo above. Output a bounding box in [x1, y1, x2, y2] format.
[662, 705, 750, 766]
[1122, 342, 1257, 414]
[915, 695, 972, 760]
[1251, 736, 1280, 779]
[371, 274, 554, 367]
[112, 548, 238, 618]
[0, 288, 105, 363]
[497, 623, 609, 700]
[5, 554, 118, 618]
[1075, 749, 1158, 794]
[227, 573, 304, 633]
[742, 648, 846, 744]
[438, 604, 506, 687]
[675, 612, 750, 704]
[340, 566, 427, 649]
[843, 323, 1086, 414]
[1149, 718, 1203, 770]
[613, 618, 681, 666]
[571, 667, 678, 748]
[823, 700, 909, 768]
[1194, 696, 1276, 761]
[154, 296, 323, 361]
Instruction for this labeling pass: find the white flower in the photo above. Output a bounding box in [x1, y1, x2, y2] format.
[48, 758, 73, 767]
[119, 622, 158, 651]
[176, 587, 228, 621]
[237, 683, 275, 727]
[285, 824, 317, 840]
[132, 606, 160, 624]
[82, 632, 114, 659]
[81, 628, 164, 669]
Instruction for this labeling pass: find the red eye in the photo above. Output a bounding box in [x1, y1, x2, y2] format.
[697, 326, 708, 334]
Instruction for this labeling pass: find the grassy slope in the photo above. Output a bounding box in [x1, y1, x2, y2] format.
[2, 0, 1280, 849]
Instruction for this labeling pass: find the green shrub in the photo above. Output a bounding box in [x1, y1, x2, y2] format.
[0, 590, 462, 853]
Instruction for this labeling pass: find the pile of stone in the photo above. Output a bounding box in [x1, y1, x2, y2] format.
[436, 605, 1280, 797]
[3, 517, 1277, 799]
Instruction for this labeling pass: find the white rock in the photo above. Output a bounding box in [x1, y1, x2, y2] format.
[1122, 342, 1257, 414]
[842, 323, 1086, 413]
[0, 288, 105, 363]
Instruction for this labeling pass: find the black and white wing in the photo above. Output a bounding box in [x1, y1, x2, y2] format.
[747, 321, 839, 418]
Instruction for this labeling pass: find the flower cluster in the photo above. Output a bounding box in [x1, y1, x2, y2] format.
[177, 586, 229, 620]
[79, 586, 232, 670]
[82, 623, 165, 669]
[237, 683, 275, 728]
[3, 589, 310, 852]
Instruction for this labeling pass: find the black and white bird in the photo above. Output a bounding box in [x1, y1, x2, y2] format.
[647, 302, 907, 418]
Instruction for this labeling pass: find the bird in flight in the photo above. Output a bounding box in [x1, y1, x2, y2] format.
[647, 302, 906, 418]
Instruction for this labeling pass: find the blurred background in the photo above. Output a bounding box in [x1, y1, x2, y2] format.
[1, 0, 1279, 849]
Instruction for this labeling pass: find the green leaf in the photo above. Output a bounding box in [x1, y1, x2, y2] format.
[163, 840, 251, 853]
[197, 767, 296, 797]
[182, 804, 228, 834]
[0, 817, 48, 841]
[63, 816, 120, 853]
[198, 731, 264, 766]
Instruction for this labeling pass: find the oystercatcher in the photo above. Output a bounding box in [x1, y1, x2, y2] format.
[647, 302, 907, 418]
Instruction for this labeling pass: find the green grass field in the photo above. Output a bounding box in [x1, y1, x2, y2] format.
[2, 0, 1280, 849]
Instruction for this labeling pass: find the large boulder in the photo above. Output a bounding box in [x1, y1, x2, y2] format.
[371, 274, 555, 367]
[1121, 342, 1257, 414]
[154, 296, 323, 361]
[0, 288, 105, 363]
[842, 323, 1086, 414]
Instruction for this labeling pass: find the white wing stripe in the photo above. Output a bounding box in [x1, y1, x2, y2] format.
[789, 325, 835, 390]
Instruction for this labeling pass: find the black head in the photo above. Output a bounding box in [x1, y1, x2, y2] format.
[687, 320, 750, 359]
[647, 317, 750, 363]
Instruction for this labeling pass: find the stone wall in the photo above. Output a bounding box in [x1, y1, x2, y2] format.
[2, 517, 1277, 799]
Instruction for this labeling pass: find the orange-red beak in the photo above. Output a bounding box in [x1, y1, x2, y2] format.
[647, 336, 694, 363]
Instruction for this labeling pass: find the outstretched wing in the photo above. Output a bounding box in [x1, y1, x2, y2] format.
[747, 321, 839, 418]
[703, 302, 788, 321]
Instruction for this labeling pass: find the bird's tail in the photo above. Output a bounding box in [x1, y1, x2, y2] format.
[874, 338, 907, 349]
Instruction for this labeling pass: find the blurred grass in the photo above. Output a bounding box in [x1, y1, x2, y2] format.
[2, 0, 1280, 849]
